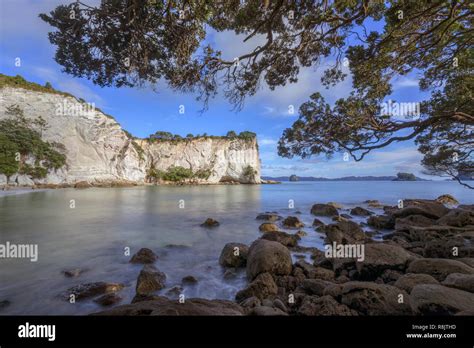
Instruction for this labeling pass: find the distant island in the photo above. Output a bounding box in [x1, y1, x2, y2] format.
[263, 172, 428, 182]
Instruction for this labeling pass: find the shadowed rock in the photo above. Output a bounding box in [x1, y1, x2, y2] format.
[410, 284, 474, 315]
[350, 207, 373, 216]
[282, 216, 304, 229]
[311, 204, 339, 217]
[136, 265, 166, 295]
[129, 248, 158, 264]
[219, 242, 248, 268]
[63, 282, 124, 301]
[200, 218, 220, 227]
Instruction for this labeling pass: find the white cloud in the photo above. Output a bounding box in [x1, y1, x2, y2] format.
[392, 77, 420, 88]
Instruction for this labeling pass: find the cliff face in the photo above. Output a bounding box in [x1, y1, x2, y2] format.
[0, 86, 261, 186]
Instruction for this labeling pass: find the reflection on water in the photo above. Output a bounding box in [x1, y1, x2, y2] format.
[0, 181, 472, 314]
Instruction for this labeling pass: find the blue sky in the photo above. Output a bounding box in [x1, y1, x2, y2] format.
[0, 0, 436, 178]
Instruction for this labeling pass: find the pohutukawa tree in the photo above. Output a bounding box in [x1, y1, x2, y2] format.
[40, 0, 473, 187]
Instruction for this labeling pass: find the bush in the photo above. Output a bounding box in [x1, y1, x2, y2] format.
[194, 168, 212, 180]
[243, 165, 257, 177]
[226, 130, 237, 138]
[162, 166, 194, 182]
[0, 105, 66, 180]
[238, 131, 256, 140]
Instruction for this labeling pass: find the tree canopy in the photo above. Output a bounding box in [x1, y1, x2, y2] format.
[40, 0, 473, 187]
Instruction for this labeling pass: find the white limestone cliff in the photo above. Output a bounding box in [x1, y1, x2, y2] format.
[0, 86, 261, 186]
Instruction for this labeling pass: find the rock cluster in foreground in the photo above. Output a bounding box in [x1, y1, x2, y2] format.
[89, 196, 473, 316]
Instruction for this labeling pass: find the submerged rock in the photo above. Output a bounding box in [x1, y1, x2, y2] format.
[129, 248, 158, 264]
[94, 293, 122, 306]
[246, 239, 292, 280]
[136, 265, 166, 295]
[182, 275, 198, 285]
[200, 218, 220, 227]
[62, 268, 88, 278]
[0, 300, 11, 310]
[256, 213, 282, 222]
[63, 282, 124, 301]
[93, 296, 244, 316]
[219, 242, 249, 268]
[311, 204, 339, 217]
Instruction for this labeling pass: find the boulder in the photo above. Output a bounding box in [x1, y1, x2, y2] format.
[355, 243, 416, 280]
[281, 216, 304, 229]
[250, 306, 288, 316]
[367, 215, 395, 230]
[392, 200, 450, 220]
[324, 281, 412, 315]
[218, 242, 248, 268]
[395, 215, 436, 230]
[296, 260, 335, 280]
[350, 207, 373, 216]
[63, 282, 124, 301]
[406, 258, 474, 281]
[394, 273, 439, 293]
[259, 222, 279, 232]
[437, 209, 474, 227]
[94, 293, 122, 306]
[311, 204, 339, 217]
[246, 239, 292, 280]
[297, 295, 358, 316]
[129, 248, 158, 264]
[235, 272, 278, 302]
[436, 194, 459, 206]
[136, 265, 166, 295]
[260, 230, 299, 247]
[256, 212, 283, 222]
[442, 273, 474, 293]
[93, 296, 244, 316]
[323, 220, 366, 245]
[301, 279, 334, 296]
[410, 284, 474, 315]
[200, 218, 220, 227]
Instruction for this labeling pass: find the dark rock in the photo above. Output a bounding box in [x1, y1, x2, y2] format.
[437, 209, 474, 227]
[282, 216, 304, 229]
[62, 268, 87, 278]
[136, 265, 166, 295]
[259, 222, 279, 232]
[442, 273, 474, 293]
[394, 273, 439, 293]
[350, 207, 373, 216]
[182, 275, 198, 285]
[166, 286, 183, 296]
[301, 279, 334, 296]
[407, 258, 474, 281]
[395, 215, 436, 230]
[250, 306, 288, 316]
[219, 242, 248, 268]
[324, 281, 412, 315]
[246, 239, 292, 280]
[94, 293, 122, 306]
[355, 243, 417, 280]
[298, 295, 358, 316]
[392, 200, 450, 220]
[273, 298, 288, 313]
[200, 218, 220, 227]
[93, 296, 244, 315]
[129, 248, 158, 264]
[311, 204, 339, 217]
[367, 215, 395, 229]
[256, 213, 282, 222]
[340, 213, 353, 219]
[235, 272, 278, 302]
[63, 282, 124, 301]
[423, 237, 466, 258]
[239, 296, 261, 310]
[312, 218, 325, 227]
[0, 300, 11, 310]
[260, 230, 299, 247]
[410, 284, 474, 315]
[322, 220, 366, 245]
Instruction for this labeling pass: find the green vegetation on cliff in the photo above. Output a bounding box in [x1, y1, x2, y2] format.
[0, 104, 66, 181]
